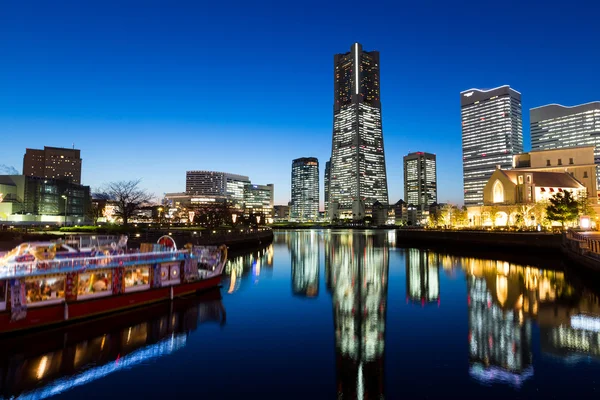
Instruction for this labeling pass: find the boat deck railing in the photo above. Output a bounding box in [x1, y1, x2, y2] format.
[0, 250, 192, 280]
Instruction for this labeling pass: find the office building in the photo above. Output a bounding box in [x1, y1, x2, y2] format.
[185, 171, 250, 206]
[0, 175, 90, 223]
[531, 102, 600, 186]
[23, 146, 82, 184]
[291, 157, 319, 221]
[329, 43, 389, 219]
[404, 151, 437, 213]
[243, 183, 274, 218]
[461, 86, 523, 206]
[324, 159, 331, 217]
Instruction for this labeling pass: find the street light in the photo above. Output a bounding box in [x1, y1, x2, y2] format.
[61, 194, 68, 226]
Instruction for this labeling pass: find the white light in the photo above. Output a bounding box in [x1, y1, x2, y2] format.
[581, 216, 591, 229]
[464, 92, 474, 97]
[355, 43, 359, 95]
[571, 315, 600, 332]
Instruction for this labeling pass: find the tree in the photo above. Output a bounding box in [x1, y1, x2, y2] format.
[545, 190, 579, 228]
[97, 180, 153, 226]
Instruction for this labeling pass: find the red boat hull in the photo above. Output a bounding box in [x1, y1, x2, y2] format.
[0, 276, 222, 334]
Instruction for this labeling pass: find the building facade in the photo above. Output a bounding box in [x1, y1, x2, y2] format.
[461, 86, 523, 206]
[329, 43, 389, 219]
[185, 171, 250, 207]
[291, 157, 319, 221]
[404, 151, 437, 212]
[324, 159, 331, 218]
[23, 146, 82, 184]
[0, 175, 90, 223]
[243, 183, 274, 219]
[513, 146, 598, 202]
[530, 102, 600, 186]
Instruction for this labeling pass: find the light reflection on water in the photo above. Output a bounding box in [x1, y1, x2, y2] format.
[2, 229, 600, 399]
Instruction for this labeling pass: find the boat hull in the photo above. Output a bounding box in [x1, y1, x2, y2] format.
[0, 276, 221, 334]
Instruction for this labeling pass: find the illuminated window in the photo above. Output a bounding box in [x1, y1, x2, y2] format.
[78, 271, 112, 298]
[124, 267, 150, 292]
[518, 175, 524, 184]
[25, 276, 66, 306]
[492, 180, 504, 203]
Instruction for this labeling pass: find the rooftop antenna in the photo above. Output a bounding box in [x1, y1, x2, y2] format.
[72, 143, 75, 149]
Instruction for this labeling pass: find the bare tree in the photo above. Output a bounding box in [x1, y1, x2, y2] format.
[97, 180, 153, 226]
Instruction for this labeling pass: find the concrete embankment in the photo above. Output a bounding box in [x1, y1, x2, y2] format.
[396, 229, 563, 253]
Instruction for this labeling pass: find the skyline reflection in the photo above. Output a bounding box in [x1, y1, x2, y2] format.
[290, 231, 319, 297]
[326, 231, 389, 399]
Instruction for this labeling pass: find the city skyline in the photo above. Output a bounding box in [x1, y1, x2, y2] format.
[2, 2, 600, 206]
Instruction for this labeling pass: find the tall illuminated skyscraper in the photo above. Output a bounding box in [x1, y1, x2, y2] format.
[324, 159, 331, 217]
[291, 157, 319, 221]
[329, 43, 389, 218]
[461, 86, 523, 206]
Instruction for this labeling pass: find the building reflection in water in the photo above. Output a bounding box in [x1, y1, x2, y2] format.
[327, 231, 389, 399]
[291, 231, 319, 297]
[0, 291, 226, 399]
[224, 245, 274, 294]
[406, 249, 439, 305]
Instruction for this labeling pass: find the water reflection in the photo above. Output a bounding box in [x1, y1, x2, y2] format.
[0, 290, 225, 399]
[326, 231, 389, 399]
[290, 231, 319, 297]
[406, 249, 439, 305]
[224, 245, 273, 293]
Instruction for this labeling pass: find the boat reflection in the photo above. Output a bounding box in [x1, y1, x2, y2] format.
[0, 290, 225, 400]
[224, 245, 273, 293]
[326, 231, 389, 399]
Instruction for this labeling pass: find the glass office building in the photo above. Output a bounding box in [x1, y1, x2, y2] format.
[329, 43, 389, 216]
[461, 86, 523, 206]
[291, 157, 319, 221]
[530, 102, 600, 187]
[403, 151, 437, 209]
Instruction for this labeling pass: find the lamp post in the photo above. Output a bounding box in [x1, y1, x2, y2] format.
[61, 194, 68, 226]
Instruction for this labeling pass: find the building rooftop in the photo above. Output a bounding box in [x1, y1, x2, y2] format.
[499, 170, 584, 188]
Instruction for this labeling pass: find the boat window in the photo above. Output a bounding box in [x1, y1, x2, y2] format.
[0, 281, 6, 311]
[78, 271, 112, 297]
[124, 267, 150, 289]
[25, 276, 65, 305]
[161, 263, 180, 283]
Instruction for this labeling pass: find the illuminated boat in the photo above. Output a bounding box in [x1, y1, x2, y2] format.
[0, 234, 227, 334]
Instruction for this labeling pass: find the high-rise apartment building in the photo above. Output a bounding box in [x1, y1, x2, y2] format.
[403, 152, 437, 210]
[23, 146, 82, 184]
[329, 43, 389, 218]
[291, 157, 319, 221]
[531, 102, 600, 186]
[185, 171, 250, 206]
[461, 86, 523, 206]
[324, 160, 331, 217]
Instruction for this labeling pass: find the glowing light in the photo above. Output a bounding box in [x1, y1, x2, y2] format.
[581, 216, 591, 229]
[37, 356, 49, 380]
[571, 315, 600, 332]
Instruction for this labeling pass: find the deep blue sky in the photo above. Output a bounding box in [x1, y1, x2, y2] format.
[1, 1, 599, 206]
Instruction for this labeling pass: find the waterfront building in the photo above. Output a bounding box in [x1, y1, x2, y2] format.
[23, 146, 82, 184]
[466, 169, 586, 226]
[291, 157, 319, 221]
[513, 146, 598, 202]
[531, 102, 600, 186]
[406, 249, 440, 305]
[404, 151, 437, 223]
[0, 175, 90, 223]
[243, 183, 274, 219]
[273, 205, 290, 221]
[461, 86, 523, 206]
[185, 171, 250, 207]
[324, 159, 331, 218]
[329, 43, 389, 219]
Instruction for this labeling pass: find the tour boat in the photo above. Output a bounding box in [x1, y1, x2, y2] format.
[0, 234, 227, 334]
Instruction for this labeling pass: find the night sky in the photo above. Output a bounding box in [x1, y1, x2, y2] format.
[1, 0, 599, 206]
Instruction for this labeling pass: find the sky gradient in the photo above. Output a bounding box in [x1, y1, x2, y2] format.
[1, 0, 600, 206]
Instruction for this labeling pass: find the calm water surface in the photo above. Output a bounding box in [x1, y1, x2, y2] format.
[2, 229, 600, 399]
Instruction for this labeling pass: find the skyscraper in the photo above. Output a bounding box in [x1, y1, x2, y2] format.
[530, 102, 600, 186]
[291, 157, 319, 221]
[404, 152, 437, 210]
[23, 146, 82, 184]
[324, 159, 331, 217]
[461, 86, 523, 206]
[329, 43, 389, 218]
